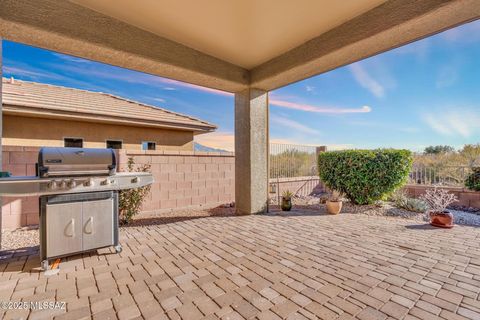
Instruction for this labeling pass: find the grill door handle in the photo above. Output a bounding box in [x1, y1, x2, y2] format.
[65, 219, 75, 237]
[84, 217, 93, 234]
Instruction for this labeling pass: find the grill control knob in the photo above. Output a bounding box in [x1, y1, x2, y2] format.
[67, 179, 76, 188]
[58, 180, 67, 189]
[84, 179, 93, 187]
[131, 177, 139, 184]
[101, 179, 111, 186]
[47, 180, 57, 190]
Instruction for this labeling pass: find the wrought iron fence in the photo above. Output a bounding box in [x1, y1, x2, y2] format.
[409, 165, 471, 186]
[269, 143, 318, 178]
[269, 143, 321, 203]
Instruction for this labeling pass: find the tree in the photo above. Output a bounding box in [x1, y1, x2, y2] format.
[460, 144, 480, 168]
[424, 145, 455, 155]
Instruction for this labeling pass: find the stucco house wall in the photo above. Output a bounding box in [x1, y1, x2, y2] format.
[1, 78, 216, 151]
[3, 114, 194, 151]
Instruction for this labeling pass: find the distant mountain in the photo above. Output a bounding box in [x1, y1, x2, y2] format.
[194, 142, 229, 153]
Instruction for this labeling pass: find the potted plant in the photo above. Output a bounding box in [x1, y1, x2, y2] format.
[420, 187, 458, 228]
[326, 190, 343, 214]
[281, 190, 293, 211]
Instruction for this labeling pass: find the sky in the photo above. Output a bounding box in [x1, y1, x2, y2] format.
[2, 20, 480, 152]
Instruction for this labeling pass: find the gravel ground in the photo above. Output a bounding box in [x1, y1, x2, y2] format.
[449, 209, 480, 226]
[1, 227, 39, 252]
[1, 202, 479, 252]
[274, 194, 480, 226]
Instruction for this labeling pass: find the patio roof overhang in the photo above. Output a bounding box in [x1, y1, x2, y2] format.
[1, 0, 479, 92]
[1, 0, 480, 215]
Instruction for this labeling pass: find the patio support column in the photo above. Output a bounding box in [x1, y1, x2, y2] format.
[234, 88, 269, 214]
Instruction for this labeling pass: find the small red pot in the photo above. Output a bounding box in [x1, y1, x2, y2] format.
[429, 211, 454, 228]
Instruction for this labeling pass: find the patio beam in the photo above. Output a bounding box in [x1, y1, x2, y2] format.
[250, 0, 480, 91]
[0, 0, 249, 93]
[235, 89, 268, 215]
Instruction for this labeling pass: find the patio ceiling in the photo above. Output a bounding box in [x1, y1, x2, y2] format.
[70, 0, 387, 69]
[0, 0, 479, 92]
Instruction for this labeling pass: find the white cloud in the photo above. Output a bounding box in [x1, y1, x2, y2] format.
[195, 131, 334, 152]
[43, 62, 233, 96]
[436, 65, 458, 88]
[347, 120, 419, 134]
[2, 64, 108, 92]
[2, 65, 62, 80]
[439, 21, 480, 43]
[306, 85, 315, 93]
[195, 132, 234, 151]
[349, 63, 385, 98]
[269, 96, 372, 114]
[400, 127, 420, 133]
[51, 53, 92, 63]
[150, 97, 166, 103]
[270, 115, 320, 135]
[393, 39, 430, 61]
[423, 109, 480, 137]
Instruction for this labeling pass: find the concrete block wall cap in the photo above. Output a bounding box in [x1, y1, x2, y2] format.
[272, 176, 319, 183]
[406, 184, 456, 189]
[164, 151, 190, 155]
[178, 151, 195, 155]
[124, 150, 146, 155]
[192, 151, 234, 157]
[142, 150, 165, 155]
[2, 146, 25, 151]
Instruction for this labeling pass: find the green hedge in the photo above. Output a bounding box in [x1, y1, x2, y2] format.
[318, 149, 413, 205]
[465, 168, 480, 191]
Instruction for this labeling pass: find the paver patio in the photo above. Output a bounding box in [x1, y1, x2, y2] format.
[1, 212, 480, 320]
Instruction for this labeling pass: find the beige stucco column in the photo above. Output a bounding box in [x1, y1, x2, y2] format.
[234, 88, 269, 214]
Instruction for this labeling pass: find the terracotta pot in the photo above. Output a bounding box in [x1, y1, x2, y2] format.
[429, 211, 454, 228]
[326, 200, 342, 215]
[281, 197, 292, 211]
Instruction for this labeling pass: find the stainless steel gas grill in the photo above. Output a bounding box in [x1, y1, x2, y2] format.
[0, 147, 154, 270]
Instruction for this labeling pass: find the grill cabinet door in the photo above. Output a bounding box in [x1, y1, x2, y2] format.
[82, 198, 114, 251]
[45, 202, 83, 257]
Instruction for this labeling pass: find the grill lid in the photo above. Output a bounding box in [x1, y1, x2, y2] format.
[38, 147, 116, 178]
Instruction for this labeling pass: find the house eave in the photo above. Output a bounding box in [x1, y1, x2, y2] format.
[2, 104, 217, 133]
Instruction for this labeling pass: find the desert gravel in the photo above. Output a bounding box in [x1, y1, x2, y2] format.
[1, 227, 39, 252]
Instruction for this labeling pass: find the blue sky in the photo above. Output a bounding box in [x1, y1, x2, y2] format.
[2, 20, 480, 151]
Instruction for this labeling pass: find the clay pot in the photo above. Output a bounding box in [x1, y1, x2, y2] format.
[281, 197, 292, 211]
[326, 200, 342, 215]
[429, 211, 454, 228]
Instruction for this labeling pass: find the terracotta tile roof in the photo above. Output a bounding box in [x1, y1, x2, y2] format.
[1, 78, 217, 133]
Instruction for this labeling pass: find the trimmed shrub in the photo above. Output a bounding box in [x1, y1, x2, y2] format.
[318, 149, 413, 205]
[465, 167, 480, 191]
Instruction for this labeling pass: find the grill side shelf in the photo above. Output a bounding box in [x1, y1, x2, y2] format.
[0, 173, 153, 196]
